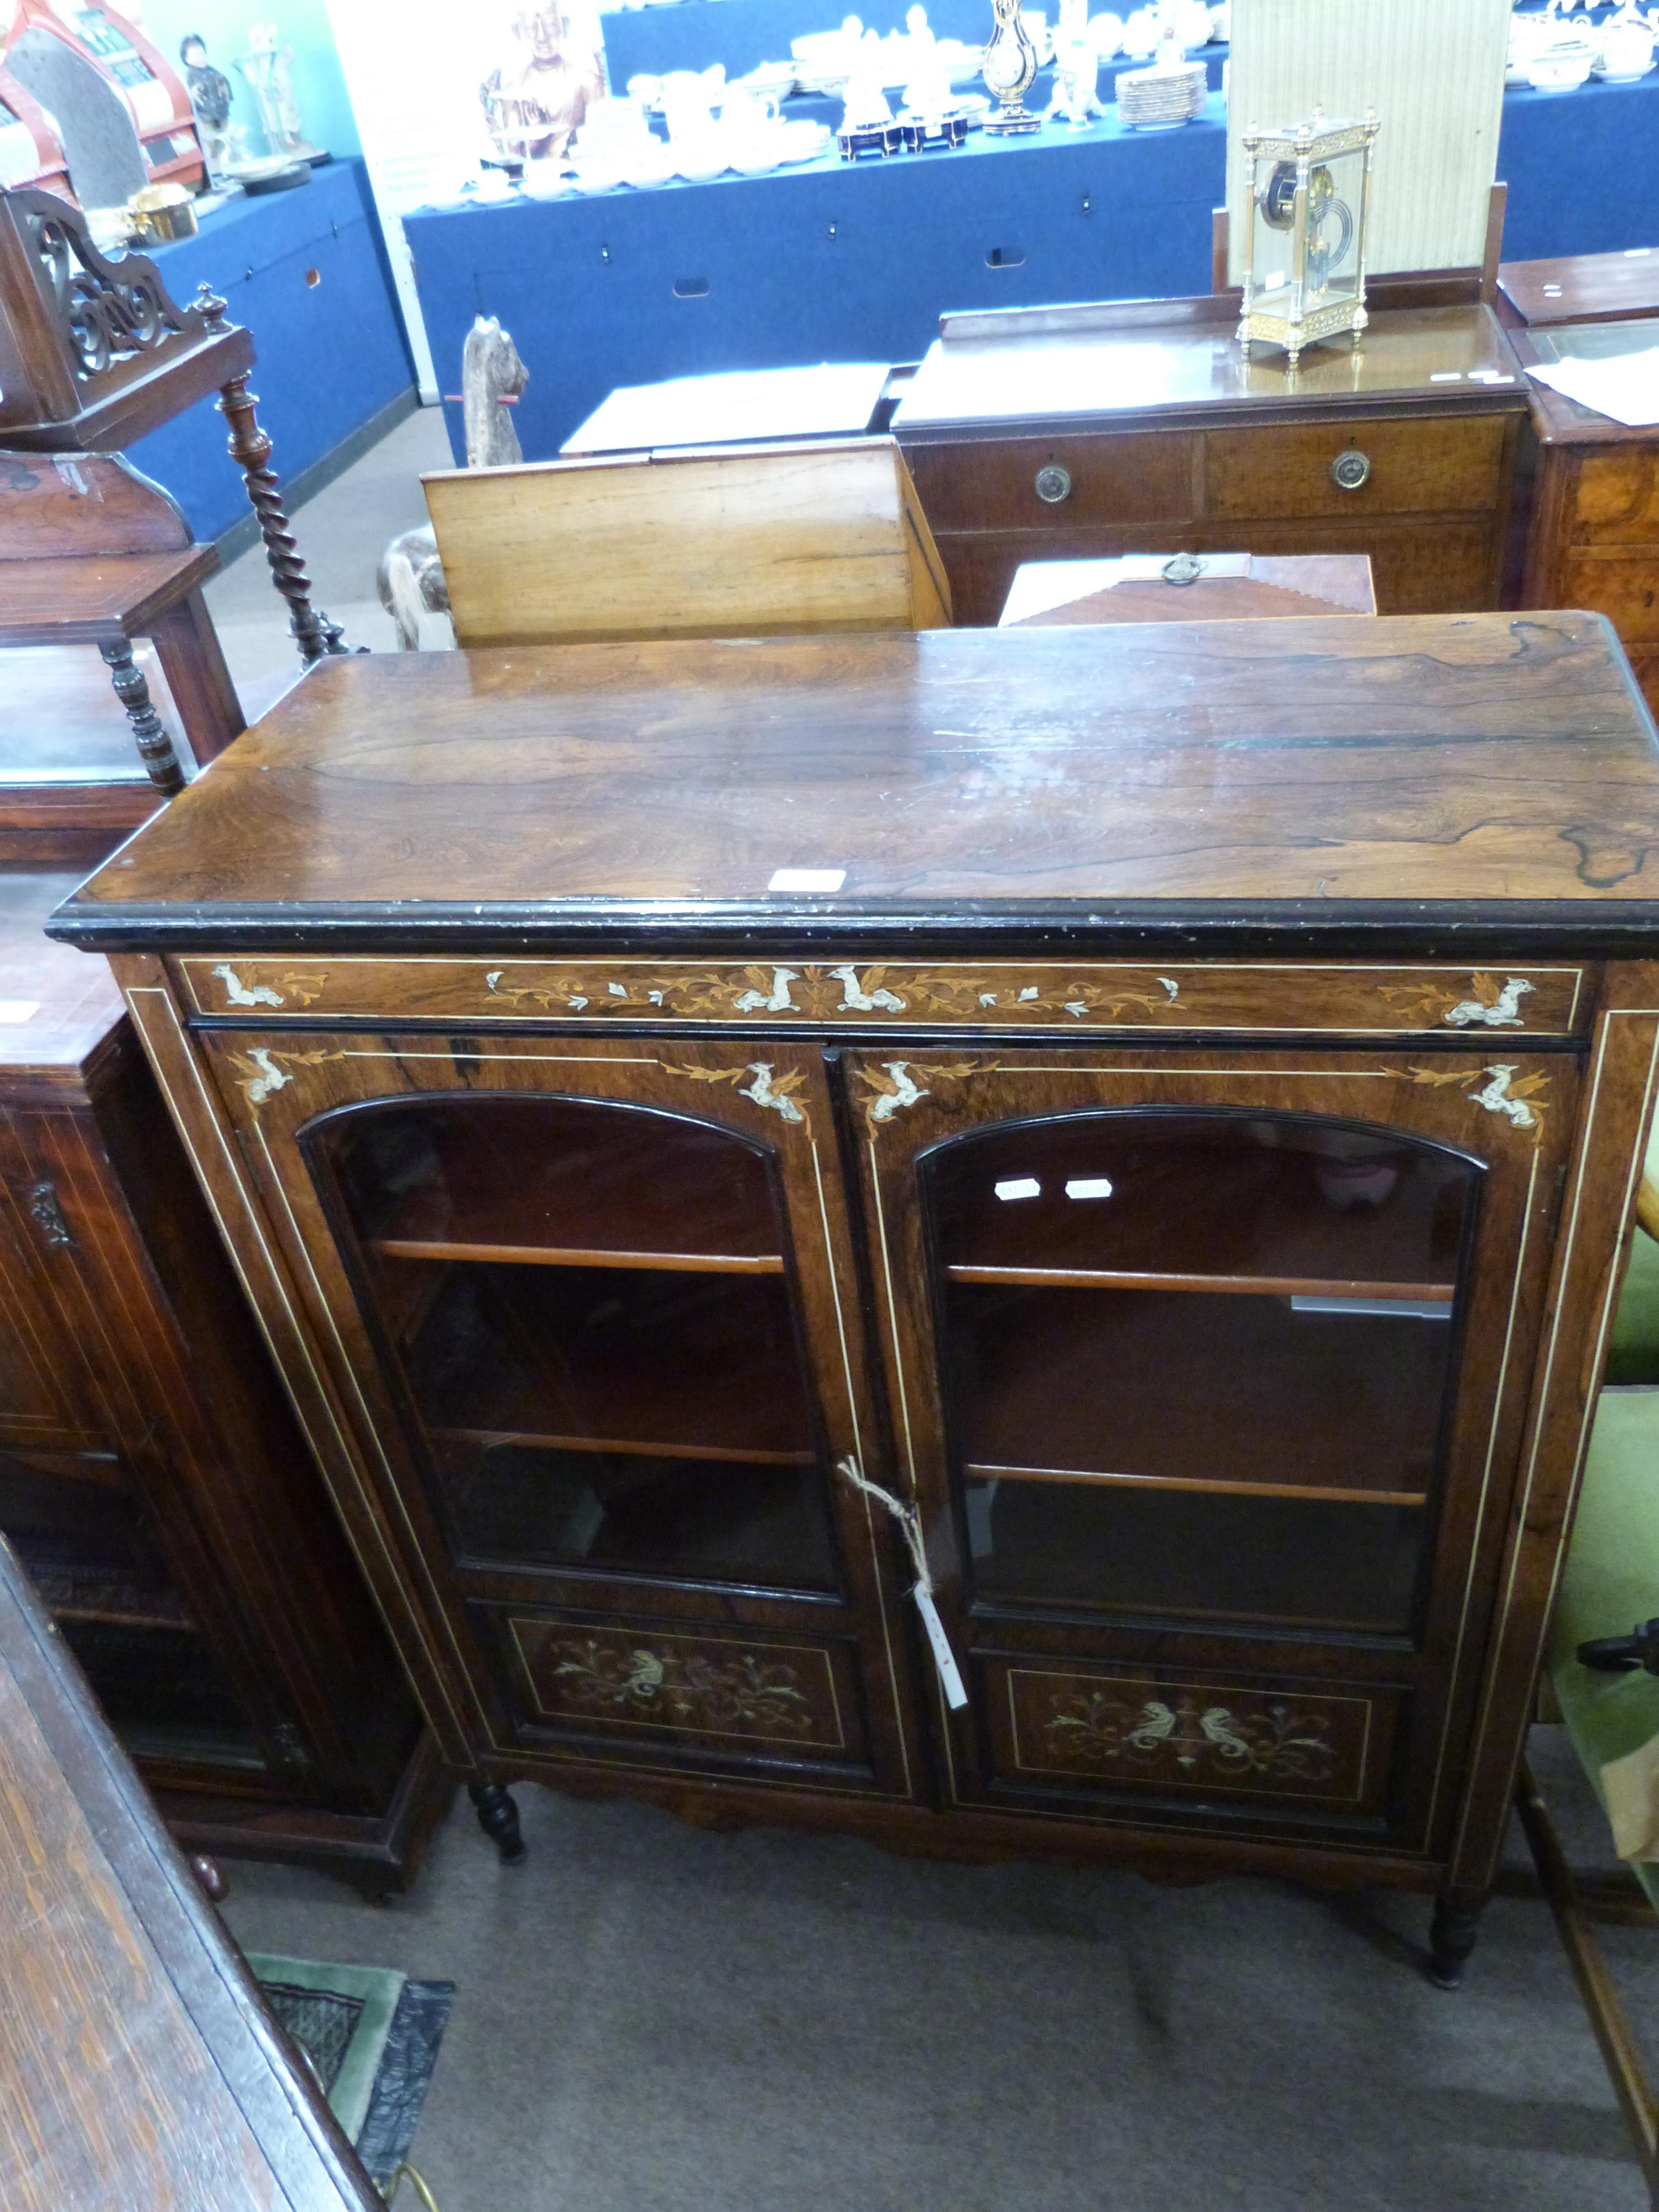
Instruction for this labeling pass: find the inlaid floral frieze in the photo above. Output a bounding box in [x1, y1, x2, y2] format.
[1406, 1061, 1550, 1143]
[478, 963, 1172, 1025]
[662, 1059, 811, 1127]
[853, 1059, 990, 1134]
[523, 1630, 838, 1745]
[1037, 1687, 1345, 1790]
[1380, 973, 1536, 1030]
[208, 963, 328, 1009]
[222, 1045, 346, 1104]
[182, 956, 1584, 1037]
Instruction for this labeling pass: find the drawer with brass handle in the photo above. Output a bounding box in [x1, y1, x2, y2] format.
[1206, 415, 1508, 521]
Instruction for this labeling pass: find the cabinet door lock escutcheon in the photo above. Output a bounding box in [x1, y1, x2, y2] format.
[27, 1182, 72, 1249]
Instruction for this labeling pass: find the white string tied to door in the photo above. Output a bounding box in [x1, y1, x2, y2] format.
[836, 1457, 968, 1709]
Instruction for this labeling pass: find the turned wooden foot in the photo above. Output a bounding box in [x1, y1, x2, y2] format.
[469, 1781, 526, 1864]
[1428, 1893, 1484, 1988]
[100, 639, 186, 795]
[217, 372, 350, 667]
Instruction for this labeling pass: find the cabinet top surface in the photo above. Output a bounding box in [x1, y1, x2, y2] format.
[893, 302, 1525, 434]
[51, 612, 1659, 956]
[1499, 250, 1659, 329]
[0, 869, 124, 1076]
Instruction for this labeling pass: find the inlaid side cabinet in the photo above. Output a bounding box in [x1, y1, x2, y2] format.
[0, 870, 446, 1893]
[50, 615, 1659, 1984]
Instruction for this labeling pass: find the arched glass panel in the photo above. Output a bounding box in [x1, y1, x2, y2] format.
[311, 1096, 837, 1593]
[922, 1111, 1480, 1631]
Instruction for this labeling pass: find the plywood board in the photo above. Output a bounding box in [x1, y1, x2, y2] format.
[424, 435, 951, 647]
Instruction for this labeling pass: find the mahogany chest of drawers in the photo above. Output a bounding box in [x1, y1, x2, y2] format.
[894, 296, 1528, 626]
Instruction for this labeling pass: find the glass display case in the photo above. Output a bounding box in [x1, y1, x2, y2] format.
[927, 1112, 1475, 1632]
[316, 1097, 840, 1596]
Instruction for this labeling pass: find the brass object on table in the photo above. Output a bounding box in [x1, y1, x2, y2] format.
[128, 181, 198, 243]
[1238, 111, 1380, 369]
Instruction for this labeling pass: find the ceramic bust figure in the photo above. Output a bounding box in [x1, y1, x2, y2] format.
[482, 2, 607, 166]
[179, 32, 233, 172]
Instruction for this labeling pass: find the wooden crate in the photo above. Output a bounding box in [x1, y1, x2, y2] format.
[422, 435, 951, 648]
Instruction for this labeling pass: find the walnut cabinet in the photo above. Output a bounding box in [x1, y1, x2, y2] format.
[0, 871, 447, 1893]
[49, 615, 1659, 1984]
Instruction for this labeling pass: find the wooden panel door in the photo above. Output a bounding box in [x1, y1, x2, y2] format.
[196, 1030, 923, 1803]
[846, 1045, 1575, 1855]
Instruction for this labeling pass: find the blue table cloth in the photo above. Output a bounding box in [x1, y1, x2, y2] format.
[407, 74, 1659, 466]
[126, 158, 415, 545]
[409, 97, 1226, 463]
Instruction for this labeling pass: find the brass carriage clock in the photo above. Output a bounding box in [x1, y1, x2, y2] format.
[1238, 109, 1380, 370]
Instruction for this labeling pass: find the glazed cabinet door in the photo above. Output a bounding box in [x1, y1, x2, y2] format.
[197, 1030, 921, 1802]
[847, 1046, 1575, 1853]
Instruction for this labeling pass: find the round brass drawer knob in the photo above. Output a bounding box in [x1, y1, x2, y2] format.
[1034, 463, 1072, 503]
[1330, 449, 1372, 492]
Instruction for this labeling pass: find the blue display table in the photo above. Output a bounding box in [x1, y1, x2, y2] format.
[127, 158, 416, 547]
[406, 75, 1659, 466]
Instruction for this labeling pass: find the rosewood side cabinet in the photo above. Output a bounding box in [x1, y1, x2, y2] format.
[2, 869, 446, 1892]
[50, 612, 1659, 1985]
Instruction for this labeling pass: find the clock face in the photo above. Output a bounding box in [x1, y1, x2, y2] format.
[1261, 160, 1298, 228]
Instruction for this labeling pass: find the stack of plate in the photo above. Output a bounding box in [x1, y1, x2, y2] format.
[1115, 59, 1206, 128]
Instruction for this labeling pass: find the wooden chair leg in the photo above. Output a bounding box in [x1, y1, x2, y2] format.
[1515, 1760, 1659, 2199]
[98, 638, 186, 795]
[148, 589, 246, 768]
[216, 374, 350, 667]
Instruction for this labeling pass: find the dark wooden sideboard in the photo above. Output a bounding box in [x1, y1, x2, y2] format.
[894, 296, 1528, 626]
[49, 613, 1659, 1987]
[0, 869, 447, 1892]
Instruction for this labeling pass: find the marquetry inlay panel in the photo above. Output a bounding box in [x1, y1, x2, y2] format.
[175, 958, 1589, 1040]
[502, 1615, 861, 1759]
[991, 1661, 1396, 1811]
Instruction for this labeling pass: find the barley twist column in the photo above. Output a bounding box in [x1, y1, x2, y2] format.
[100, 640, 186, 795]
[217, 372, 349, 665]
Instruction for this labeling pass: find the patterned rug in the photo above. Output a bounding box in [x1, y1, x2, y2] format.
[249, 1954, 454, 2187]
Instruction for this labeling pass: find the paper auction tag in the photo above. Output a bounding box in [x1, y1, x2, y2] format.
[912, 1585, 969, 1709]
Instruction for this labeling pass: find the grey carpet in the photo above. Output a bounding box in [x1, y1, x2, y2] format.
[218, 1725, 1656, 2211]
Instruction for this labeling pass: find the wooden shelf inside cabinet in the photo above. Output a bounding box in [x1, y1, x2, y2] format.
[351, 1096, 781, 1272]
[945, 1262, 1453, 1302]
[964, 1460, 1429, 1509]
[18, 1554, 194, 1630]
[374, 1235, 782, 1275]
[410, 1264, 818, 1469]
[431, 1423, 813, 1469]
[950, 1283, 1452, 1503]
[938, 1141, 1465, 1297]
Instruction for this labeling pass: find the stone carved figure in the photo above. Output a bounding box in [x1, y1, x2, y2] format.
[377, 317, 529, 651]
[481, 2, 606, 166]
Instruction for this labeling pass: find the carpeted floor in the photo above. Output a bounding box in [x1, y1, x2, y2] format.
[217, 1725, 1659, 2212]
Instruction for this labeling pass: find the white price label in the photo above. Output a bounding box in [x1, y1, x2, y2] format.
[768, 868, 846, 894]
[913, 1585, 968, 1710]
